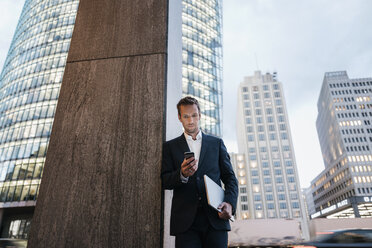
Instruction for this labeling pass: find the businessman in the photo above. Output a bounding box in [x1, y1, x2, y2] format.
[161, 96, 238, 248]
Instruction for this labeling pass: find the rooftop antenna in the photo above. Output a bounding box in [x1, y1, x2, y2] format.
[254, 53, 259, 71]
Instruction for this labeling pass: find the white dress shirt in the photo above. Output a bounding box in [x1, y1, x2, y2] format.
[180, 130, 202, 183]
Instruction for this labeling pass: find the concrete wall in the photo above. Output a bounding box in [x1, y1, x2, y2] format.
[309, 218, 372, 239]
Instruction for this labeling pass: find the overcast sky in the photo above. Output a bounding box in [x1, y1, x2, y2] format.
[1, 0, 371, 188]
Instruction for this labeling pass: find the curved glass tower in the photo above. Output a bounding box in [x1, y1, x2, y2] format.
[182, 0, 223, 137]
[0, 0, 78, 238]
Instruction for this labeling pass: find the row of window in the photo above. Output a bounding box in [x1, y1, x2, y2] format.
[0, 69, 63, 100]
[344, 136, 368, 143]
[0, 141, 48, 162]
[4, 55, 67, 87]
[247, 132, 288, 142]
[0, 121, 53, 144]
[248, 145, 291, 153]
[0, 103, 57, 129]
[244, 107, 284, 116]
[0, 183, 39, 203]
[329, 81, 372, 88]
[251, 176, 296, 184]
[0, 87, 59, 118]
[242, 83, 280, 93]
[0, 161, 44, 182]
[245, 115, 286, 125]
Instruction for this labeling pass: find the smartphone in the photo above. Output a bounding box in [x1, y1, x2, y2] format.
[184, 152, 194, 160]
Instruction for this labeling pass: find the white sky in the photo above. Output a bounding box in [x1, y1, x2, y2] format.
[0, 0, 371, 188]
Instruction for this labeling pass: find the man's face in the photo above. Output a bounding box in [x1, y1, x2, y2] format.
[178, 104, 201, 136]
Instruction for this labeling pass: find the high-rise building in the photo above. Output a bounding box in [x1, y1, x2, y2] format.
[0, 0, 224, 239]
[310, 71, 372, 219]
[0, 0, 79, 238]
[235, 71, 304, 220]
[181, 0, 223, 137]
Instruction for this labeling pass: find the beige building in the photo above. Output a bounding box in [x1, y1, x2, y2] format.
[234, 71, 304, 220]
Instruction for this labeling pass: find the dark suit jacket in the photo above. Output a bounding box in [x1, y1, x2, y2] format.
[161, 132, 238, 236]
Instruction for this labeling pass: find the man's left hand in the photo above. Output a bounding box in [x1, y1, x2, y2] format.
[217, 202, 232, 220]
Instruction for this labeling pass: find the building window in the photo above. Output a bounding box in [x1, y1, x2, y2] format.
[285, 160, 293, 167]
[254, 194, 261, 201]
[263, 170, 270, 176]
[241, 195, 248, 202]
[252, 178, 259, 184]
[276, 177, 283, 184]
[248, 135, 254, 141]
[273, 161, 281, 167]
[240, 187, 247, 194]
[264, 178, 271, 184]
[267, 203, 275, 209]
[290, 193, 298, 200]
[274, 169, 282, 175]
[243, 87, 248, 92]
[266, 194, 273, 201]
[241, 204, 248, 210]
[251, 170, 258, 176]
[273, 84, 279, 90]
[265, 186, 273, 192]
[255, 203, 262, 210]
[292, 202, 300, 209]
[259, 134, 265, 141]
[277, 185, 285, 192]
[278, 194, 286, 200]
[262, 162, 269, 168]
[288, 176, 295, 183]
[279, 202, 287, 209]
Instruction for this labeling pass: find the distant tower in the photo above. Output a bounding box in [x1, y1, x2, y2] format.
[235, 71, 304, 220]
[181, 0, 223, 137]
[310, 71, 372, 218]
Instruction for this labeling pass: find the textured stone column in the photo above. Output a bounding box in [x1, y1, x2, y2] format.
[28, 0, 168, 247]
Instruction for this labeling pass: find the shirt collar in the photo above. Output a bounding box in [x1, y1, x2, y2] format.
[184, 130, 202, 141]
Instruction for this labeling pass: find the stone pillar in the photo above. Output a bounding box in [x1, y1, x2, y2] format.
[28, 0, 168, 247]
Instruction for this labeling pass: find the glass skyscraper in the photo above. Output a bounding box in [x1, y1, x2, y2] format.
[182, 0, 223, 137]
[0, 0, 79, 238]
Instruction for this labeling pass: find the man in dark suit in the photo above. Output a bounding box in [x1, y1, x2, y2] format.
[161, 96, 238, 248]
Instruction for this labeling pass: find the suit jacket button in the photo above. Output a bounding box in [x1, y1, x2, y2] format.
[198, 197, 202, 200]
[197, 177, 200, 180]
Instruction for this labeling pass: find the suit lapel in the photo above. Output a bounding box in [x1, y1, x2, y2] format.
[198, 133, 208, 169]
[177, 133, 190, 154]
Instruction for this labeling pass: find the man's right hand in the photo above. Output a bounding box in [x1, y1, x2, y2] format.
[181, 157, 198, 177]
